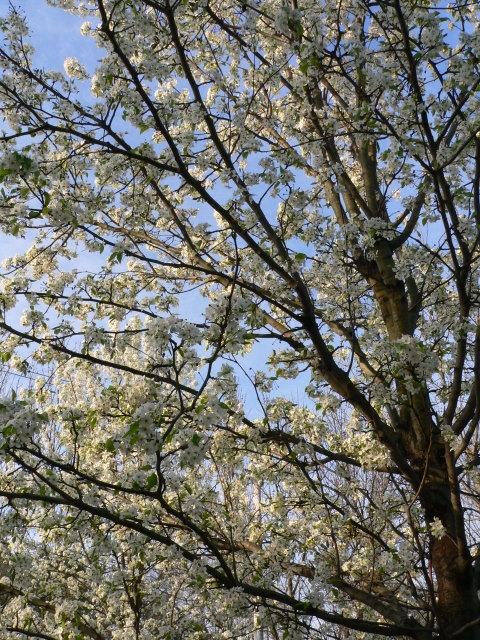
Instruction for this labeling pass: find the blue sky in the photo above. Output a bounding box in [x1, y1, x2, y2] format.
[14, 2, 91, 68]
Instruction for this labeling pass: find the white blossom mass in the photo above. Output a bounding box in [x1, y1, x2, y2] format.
[0, 1, 480, 639]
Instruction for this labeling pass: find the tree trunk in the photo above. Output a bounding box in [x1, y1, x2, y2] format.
[431, 534, 479, 639]
[366, 237, 480, 637]
[419, 447, 480, 639]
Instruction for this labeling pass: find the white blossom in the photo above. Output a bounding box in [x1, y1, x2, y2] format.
[63, 57, 88, 80]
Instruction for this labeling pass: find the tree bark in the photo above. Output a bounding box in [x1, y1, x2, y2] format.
[430, 534, 479, 639]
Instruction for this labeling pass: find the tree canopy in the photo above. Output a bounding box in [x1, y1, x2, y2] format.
[1, 0, 480, 638]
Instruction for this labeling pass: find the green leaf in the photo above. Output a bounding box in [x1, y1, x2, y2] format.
[299, 54, 319, 74]
[299, 58, 310, 74]
[164, 431, 174, 445]
[191, 432, 201, 446]
[109, 251, 124, 264]
[104, 437, 115, 453]
[125, 420, 140, 444]
[126, 420, 140, 436]
[2, 425, 16, 438]
[146, 473, 158, 490]
[13, 152, 33, 171]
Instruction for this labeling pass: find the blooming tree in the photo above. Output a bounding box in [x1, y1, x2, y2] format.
[0, 0, 480, 638]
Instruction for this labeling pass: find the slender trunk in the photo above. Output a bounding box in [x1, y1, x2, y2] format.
[253, 482, 266, 640]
